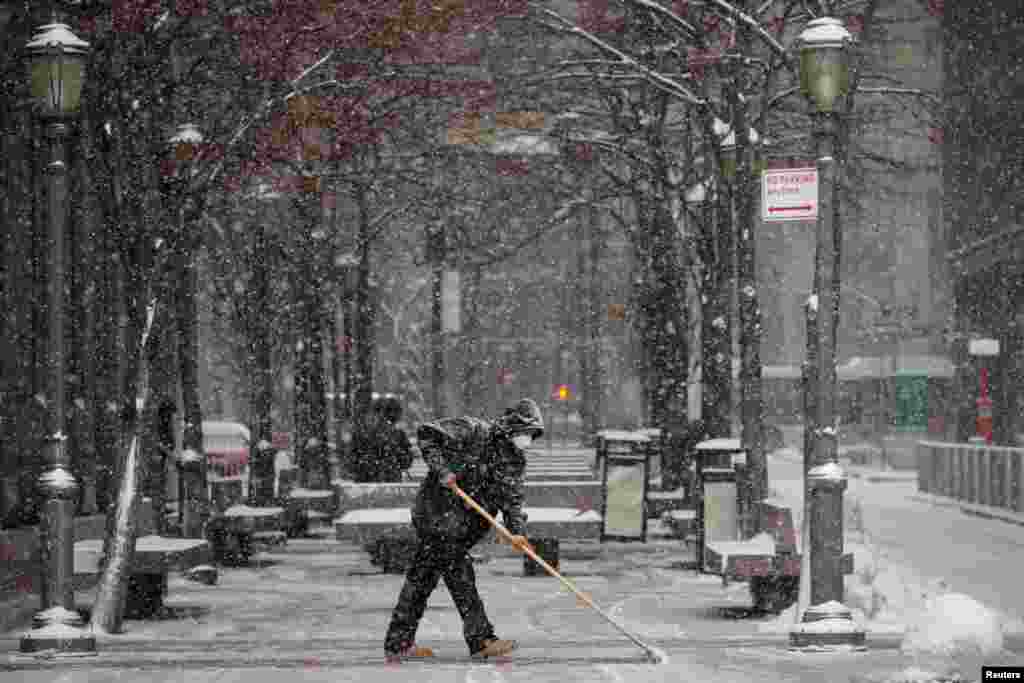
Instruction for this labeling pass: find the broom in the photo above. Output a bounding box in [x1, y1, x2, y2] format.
[450, 483, 667, 664]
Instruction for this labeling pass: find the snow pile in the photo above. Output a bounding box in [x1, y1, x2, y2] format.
[289, 488, 333, 499]
[899, 592, 1004, 679]
[223, 504, 284, 518]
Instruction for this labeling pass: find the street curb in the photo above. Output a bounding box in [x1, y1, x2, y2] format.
[912, 493, 1024, 528]
[848, 471, 918, 484]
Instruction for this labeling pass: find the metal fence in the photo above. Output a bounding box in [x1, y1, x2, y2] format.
[916, 440, 1024, 513]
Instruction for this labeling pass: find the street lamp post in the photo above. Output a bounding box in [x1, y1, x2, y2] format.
[790, 17, 865, 650]
[20, 20, 96, 655]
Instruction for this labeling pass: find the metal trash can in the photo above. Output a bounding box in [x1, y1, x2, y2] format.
[523, 537, 559, 576]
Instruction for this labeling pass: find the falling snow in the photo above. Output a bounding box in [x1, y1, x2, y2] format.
[1, 2, 1019, 680]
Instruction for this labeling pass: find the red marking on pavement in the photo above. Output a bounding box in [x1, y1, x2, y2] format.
[576, 495, 594, 514]
[1, 543, 16, 562]
[494, 655, 513, 670]
[15, 575, 33, 592]
[497, 368, 514, 385]
[927, 0, 944, 18]
[768, 205, 813, 213]
[303, 656, 320, 670]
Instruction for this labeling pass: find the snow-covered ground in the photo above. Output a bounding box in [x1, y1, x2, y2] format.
[6, 444, 1024, 682]
[761, 447, 1024, 681]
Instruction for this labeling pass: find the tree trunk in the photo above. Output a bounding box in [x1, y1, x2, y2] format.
[429, 226, 444, 419]
[177, 207, 206, 536]
[91, 303, 157, 634]
[584, 202, 606, 439]
[730, 30, 766, 532]
[249, 221, 275, 504]
[699, 193, 734, 439]
[459, 266, 486, 415]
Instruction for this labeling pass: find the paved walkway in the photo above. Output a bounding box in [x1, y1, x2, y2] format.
[2, 532, 918, 682]
[6, 444, 1024, 681]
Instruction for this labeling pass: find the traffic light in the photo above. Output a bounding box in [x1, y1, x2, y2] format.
[554, 384, 571, 401]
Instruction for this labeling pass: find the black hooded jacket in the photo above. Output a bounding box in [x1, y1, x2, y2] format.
[412, 416, 527, 545]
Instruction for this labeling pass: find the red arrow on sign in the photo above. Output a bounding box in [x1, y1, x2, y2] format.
[769, 205, 813, 212]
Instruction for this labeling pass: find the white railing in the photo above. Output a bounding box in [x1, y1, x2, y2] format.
[916, 440, 1024, 513]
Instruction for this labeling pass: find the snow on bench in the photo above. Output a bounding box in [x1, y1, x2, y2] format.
[74, 535, 212, 619]
[74, 535, 211, 575]
[333, 479, 603, 512]
[334, 507, 602, 544]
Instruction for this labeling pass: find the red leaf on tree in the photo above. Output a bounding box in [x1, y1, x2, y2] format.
[702, 14, 720, 34]
[175, 0, 209, 17]
[927, 0, 944, 18]
[0, 544, 14, 561]
[674, 1, 689, 18]
[15, 575, 32, 593]
[222, 175, 243, 193]
[496, 158, 530, 176]
[112, 0, 163, 33]
[846, 14, 864, 34]
[576, 495, 594, 513]
[927, 126, 944, 144]
[78, 16, 99, 34]
[720, 31, 735, 49]
[573, 142, 595, 162]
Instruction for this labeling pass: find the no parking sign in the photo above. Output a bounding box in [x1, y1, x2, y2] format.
[762, 167, 818, 222]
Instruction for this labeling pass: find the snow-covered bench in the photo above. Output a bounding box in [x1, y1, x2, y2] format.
[205, 504, 287, 565]
[337, 507, 602, 575]
[283, 487, 337, 537]
[332, 480, 604, 514]
[334, 507, 602, 545]
[74, 535, 211, 619]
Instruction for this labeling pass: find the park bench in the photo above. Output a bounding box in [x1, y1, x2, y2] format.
[205, 503, 287, 566]
[332, 479, 604, 515]
[701, 500, 855, 613]
[283, 487, 337, 538]
[74, 534, 211, 619]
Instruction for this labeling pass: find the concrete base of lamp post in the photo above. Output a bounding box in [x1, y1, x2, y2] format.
[789, 601, 866, 650]
[20, 441, 96, 655]
[789, 463, 866, 650]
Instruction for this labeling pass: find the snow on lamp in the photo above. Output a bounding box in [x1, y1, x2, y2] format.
[25, 23, 90, 117]
[796, 17, 852, 114]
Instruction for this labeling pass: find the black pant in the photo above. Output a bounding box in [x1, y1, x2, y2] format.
[384, 532, 496, 655]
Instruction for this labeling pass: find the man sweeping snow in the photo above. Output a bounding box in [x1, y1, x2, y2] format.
[383, 398, 544, 661]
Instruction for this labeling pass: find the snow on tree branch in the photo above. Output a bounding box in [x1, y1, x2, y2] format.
[530, 3, 706, 107]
